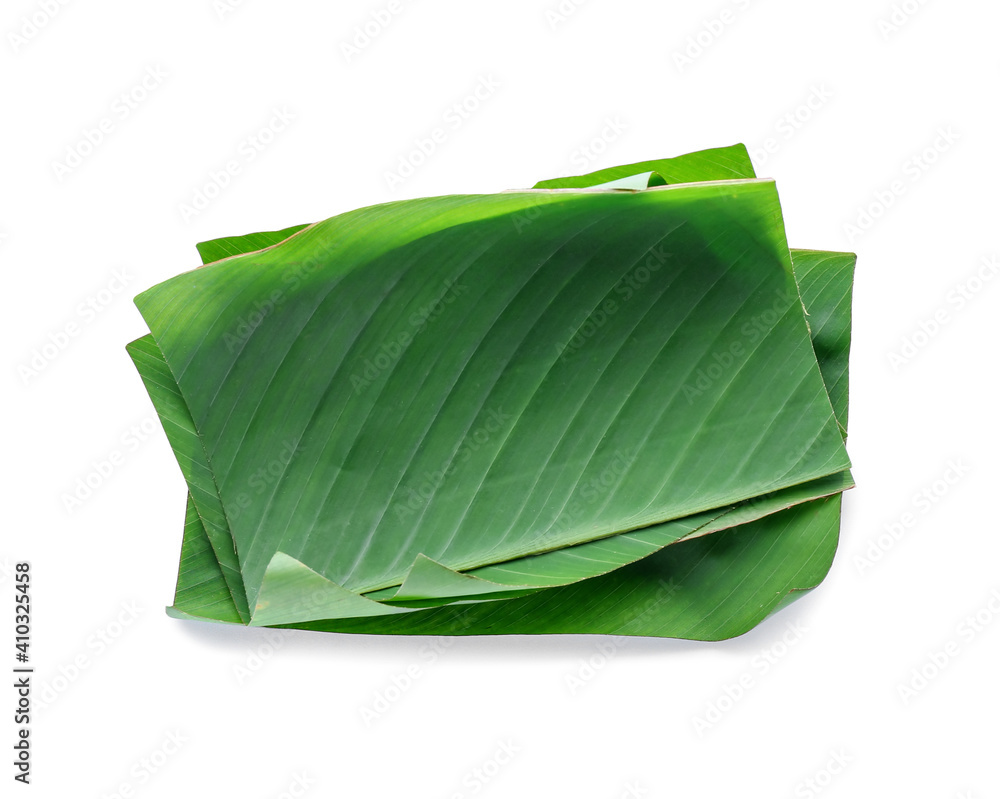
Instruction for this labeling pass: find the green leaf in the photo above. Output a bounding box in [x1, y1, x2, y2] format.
[532, 143, 755, 189]
[167, 494, 243, 624]
[130, 144, 854, 638]
[127, 335, 250, 622]
[196, 223, 311, 265]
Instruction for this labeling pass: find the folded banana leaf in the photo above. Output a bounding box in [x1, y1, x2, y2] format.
[128, 143, 854, 639]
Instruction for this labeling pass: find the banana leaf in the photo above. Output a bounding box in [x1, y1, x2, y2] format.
[128, 143, 854, 639]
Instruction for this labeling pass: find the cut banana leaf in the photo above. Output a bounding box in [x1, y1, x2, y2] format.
[128, 143, 854, 639]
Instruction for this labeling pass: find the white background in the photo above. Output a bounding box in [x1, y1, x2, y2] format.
[4, 0, 999, 796]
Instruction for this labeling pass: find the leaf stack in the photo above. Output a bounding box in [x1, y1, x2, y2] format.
[128, 144, 854, 639]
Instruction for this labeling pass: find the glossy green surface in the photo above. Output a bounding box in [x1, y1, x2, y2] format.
[132, 145, 854, 638]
